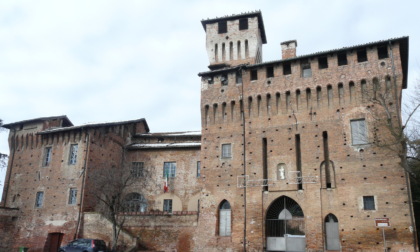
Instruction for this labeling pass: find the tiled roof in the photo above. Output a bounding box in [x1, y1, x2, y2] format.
[38, 118, 149, 134]
[2, 115, 73, 129]
[135, 131, 201, 138]
[127, 142, 201, 150]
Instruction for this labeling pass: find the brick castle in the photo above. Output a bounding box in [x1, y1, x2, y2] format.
[0, 11, 416, 252]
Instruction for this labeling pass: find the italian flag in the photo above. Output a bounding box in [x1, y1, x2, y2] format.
[164, 175, 169, 193]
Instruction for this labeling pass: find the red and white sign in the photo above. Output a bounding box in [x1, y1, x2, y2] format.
[375, 218, 390, 227]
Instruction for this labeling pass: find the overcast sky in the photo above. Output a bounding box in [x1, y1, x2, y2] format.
[1, 0, 420, 195]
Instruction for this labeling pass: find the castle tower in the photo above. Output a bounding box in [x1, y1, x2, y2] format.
[196, 10, 413, 251]
[201, 11, 267, 69]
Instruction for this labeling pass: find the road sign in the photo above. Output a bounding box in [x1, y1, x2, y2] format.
[375, 218, 390, 227]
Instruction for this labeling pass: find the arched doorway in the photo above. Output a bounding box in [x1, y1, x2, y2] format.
[266, 196, 305, 251]
[325, 214, 340, 250]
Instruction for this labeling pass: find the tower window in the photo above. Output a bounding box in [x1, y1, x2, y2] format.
[357, 49, 368, 62]
[250, 69, 258, 81]
[337, 52, 348, 66]
[377, 45, 388, 59]
[218, 20, 227, 34]
[236, 71, 242, 84]
[318, 56, 328, 69]
[283, 63, 291, 75]
[239, 18, 248, 30]
[221, 74, 228, 86]
[266, 66, 274, 78]
[301, 59, 312, 78]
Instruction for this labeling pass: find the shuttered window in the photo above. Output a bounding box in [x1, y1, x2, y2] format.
[222, 144, 232, 158]
[163, 199, 172, 212]
[219, 200, 231, 236]
[351, 119, 368, 145]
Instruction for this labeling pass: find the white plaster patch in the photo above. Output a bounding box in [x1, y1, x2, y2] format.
[45, 220, 67, 226]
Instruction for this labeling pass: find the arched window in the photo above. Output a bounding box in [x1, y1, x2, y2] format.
[372, 77, 380, 99]
[338, 83, 344, 105]
[325, 214, 340, 250]
[321, 160, 336, 189]
[229, 42, 233, 60]
[361, 79, 367, 102]
[219, 200, 231, 236]
[327, 85, 333, 107]
[316, 86, 322, 108]
[349, 81, 355, 103]
[124, 193, 147, 212]
[245, 40, 249, 58]
[306, 88, 311, 110]
[214, 44, 218, 62]
[237, 41, 241, 59]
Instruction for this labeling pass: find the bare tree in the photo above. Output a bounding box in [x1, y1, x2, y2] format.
[363, 75, 420, 251]
[94, 164, 133, 251]
[365, 77, 420, 175]
[93, 153, 152, 251]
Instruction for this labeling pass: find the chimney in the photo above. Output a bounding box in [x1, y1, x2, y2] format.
[281, 40, 297, 59]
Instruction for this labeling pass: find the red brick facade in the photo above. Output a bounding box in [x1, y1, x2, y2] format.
[0, 11, 416, 252]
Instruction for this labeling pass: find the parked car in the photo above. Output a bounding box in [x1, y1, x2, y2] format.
[58, 239, 107, 252]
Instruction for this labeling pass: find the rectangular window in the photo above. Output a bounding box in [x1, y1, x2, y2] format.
[197, 161, 201, 178]
[218, 20, 227, 34]
[351, 119, 368, 145]
[236, 72, 242, 84]
[68, 188, 77, 205]
[239, 18, 248, 30]
[250, 69, 258, 81]
[163, 162, 176, 178]
[222, 143, 232, 158]
[266, 66, 274, 78]
[221, 74, 228, 86]
[35, 191, 44, 208]
[301, 59, 312, 78]
[163, 199, 173, 212]
[43, 147, 52, 166]
[377, 45, 388, 59]
[283, 63, 291, 75]
[318, 56, 328, 69]
[131, 162, 144, 177]
[357, 49, 368, 62]
[363, 196, 375, 210]
[337, 52, 347, 66]
[68, 144, 78, 165]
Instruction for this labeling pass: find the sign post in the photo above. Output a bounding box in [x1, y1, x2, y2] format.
[375, 218, 390, 252]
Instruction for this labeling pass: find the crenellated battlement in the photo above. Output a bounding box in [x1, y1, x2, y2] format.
[199, 38, 407, 126]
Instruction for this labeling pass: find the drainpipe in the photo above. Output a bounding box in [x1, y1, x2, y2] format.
[75, 131, 90, 239]
[239, 66, 247, 252]
[2, 128, 17, 207]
